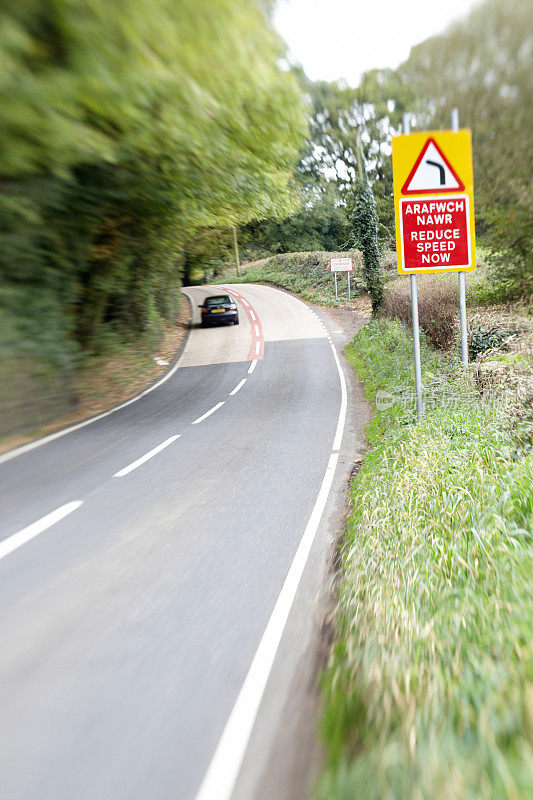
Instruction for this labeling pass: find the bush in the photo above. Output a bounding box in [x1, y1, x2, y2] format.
[469, 325, 518, 360]
[383, 275, 460, 349]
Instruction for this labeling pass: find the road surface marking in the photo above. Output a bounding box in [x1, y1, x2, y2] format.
[195, 331, 347, 800]
[247, 360, 257, 375]
[191, 402, 225, 425]
[330, 343, 347, 451]
[230, 379, 247, 396]
[222, 286, 263, 363]
[193, 454, 339, 800]
[113, 436, 181, 477]
[0, 501, 84, 561]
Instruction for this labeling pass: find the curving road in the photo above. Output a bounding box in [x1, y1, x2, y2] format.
[0, 284, 353, 800]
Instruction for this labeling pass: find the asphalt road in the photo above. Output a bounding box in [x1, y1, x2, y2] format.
[0, 284, 350, 800]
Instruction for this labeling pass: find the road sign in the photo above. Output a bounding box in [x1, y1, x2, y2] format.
[401, 138, 465, 194]
[392, 129, 476, 274]
[329, 257, 353, 272]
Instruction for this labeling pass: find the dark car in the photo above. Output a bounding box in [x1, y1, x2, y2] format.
[199, 294, 239, 327]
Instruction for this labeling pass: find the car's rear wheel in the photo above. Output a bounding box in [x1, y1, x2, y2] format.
[234, 318, 239, 325]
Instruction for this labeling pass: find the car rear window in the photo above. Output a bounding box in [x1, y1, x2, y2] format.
[205, 295, 231, 306]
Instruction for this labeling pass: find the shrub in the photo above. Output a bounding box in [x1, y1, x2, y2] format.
[469, 325, 518, 359]
[383, 275, 460, 349]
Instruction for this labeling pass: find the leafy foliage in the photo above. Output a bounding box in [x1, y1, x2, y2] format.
[398, 0, 533, 300]
[240, 185, 350, 259]
[0, 0, 306, 366]
[350, 177, 383, 313]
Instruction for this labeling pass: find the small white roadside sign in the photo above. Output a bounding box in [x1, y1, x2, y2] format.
[329, 257, 353, 272]
[329, 257, 353, 300]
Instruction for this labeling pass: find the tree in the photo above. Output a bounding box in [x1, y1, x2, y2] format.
[351, 174, 383, 314]
[240, 183, 350, 258]
[293, 68, 411, 247]
[398, 0, 533, 298]
[0, 0, 308, 359]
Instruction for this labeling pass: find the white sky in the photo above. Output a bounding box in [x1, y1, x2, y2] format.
[274, 0, 480, 85]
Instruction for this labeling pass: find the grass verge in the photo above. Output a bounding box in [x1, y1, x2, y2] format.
[318, 319, 533, 800]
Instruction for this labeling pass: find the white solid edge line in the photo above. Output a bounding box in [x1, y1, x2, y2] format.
[247, 360, 257, 375]
[113, 435, 180, 478]
[0, 292, 196, 467]
[254, 340, 261, 355]
[193, 454, 339, 800]
[230, 379, 247, 396]
[0, 501, 83, 561]
[191, 402, 225, 425]
[194, 324, 347, 800]
[330, 343, 347, 451]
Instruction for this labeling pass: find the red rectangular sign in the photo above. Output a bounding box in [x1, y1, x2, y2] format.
[399, 193, 472, 271]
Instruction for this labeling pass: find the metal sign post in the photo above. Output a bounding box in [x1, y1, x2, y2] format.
[393, 111, 477, 418]
[452, 108, 469, 367]
[329, 257, 353, 302]
[403, 113, 423, 420]
[232, 226, 240, 277]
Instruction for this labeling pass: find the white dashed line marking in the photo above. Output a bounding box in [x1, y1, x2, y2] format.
[248, 359, 257, 374]
[0, 501, 84, 561]
[194, 325, 348, 800]
[254, 325, 260, 337]
[254, 341, 261, 355]
[114, 436, 181, 477]
[250, 310, 256, 321]
[230, 379, 247, 396]
[191, 402, 225, 425]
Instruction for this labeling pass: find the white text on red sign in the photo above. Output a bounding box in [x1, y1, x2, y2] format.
[399, 194, 472, 271]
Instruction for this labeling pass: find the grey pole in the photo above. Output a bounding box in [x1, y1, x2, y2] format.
[403, 112, 424, 419]
[232, 226, 240, 277]
[410, 274, 424, 420]
[452, 108, 469, 366]
[334, 272, 338, 300]
[348, 271, 351, 300]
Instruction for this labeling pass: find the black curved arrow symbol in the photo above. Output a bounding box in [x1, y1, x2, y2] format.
[426, 159, 446, 185]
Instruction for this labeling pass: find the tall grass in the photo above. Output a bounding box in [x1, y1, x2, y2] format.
[318, 320, 533, 800]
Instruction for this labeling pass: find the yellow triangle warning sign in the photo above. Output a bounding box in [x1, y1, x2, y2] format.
[401, 138, 465, 195]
